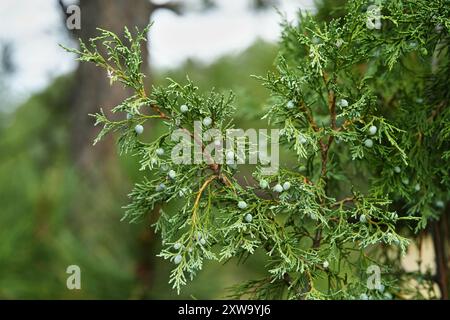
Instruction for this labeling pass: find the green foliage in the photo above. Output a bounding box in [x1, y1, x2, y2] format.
[156, 40, 278, 120]
[0, 77, 138, 298]
[0, 39, 279, 300]
[65, 0, 449, 299]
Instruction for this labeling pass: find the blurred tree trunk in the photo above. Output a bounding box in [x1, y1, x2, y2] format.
[59, 0, 271, 299]
[69, 0, 152, 171]
[63, 0, 159, 299]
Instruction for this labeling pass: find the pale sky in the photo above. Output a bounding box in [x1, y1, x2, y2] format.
[0, 0, 314, 103]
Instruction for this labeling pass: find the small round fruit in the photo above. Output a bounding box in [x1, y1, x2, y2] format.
[174, 254, 182, 265]
[134, 124, 144, 135]
[394, 166, 401, 173]
[156, 148, 165, 156]
[199, 238, 206, 246]
[414, 183, 421, 192]
[299, 136, 307, 144]
[174, 243, 182, 250]
[259, 180, 269, 189]
[286, 100, 295, 109]
[168, 170, 176, 179]
[126, 113, 133, 120]
[283, 181, 291, 191]
[244, 213, 253, 223]
[435, 200, 445, 208]
[203, 117, 213, 126]
[378, 284, 385, 293]
[402, 178, 409, 185]
[338, 99, 349, 107]
[409, 41, 418, 49]
[238, 201, 248, 210]
[156, 183, 166, 192]
[323, 260, 329, 269]
[364, 139, 373, 148]
[180, 104, 189, 113]
[368, 125, 377, 136]
[360, 293, 369, 300]
[360, 214, 367, 223]
[273, 184, 283, 193]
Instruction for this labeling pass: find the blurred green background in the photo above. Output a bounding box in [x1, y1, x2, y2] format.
[0, 20, 280, 299]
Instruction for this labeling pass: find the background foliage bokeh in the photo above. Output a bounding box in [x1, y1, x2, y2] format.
[1, 0, 448, 299]
[0, 40, 279, 299]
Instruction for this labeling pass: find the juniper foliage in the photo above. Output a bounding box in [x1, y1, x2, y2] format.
[64, 0, 450, 299]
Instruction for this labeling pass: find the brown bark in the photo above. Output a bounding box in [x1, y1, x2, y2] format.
[68, 0, 152, 172]
[62, 0, 158, 298]
[432, 218, 449, 299]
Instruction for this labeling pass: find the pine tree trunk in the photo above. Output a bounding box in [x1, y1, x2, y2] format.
[69, 0, 152, 171]
[64, 0, 158, 298]
[432, 217, 449, 299]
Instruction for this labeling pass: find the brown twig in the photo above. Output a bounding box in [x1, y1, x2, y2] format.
[331, 197, 355, 208]
[149, 103, 170, 120]
[427, 100, 447, 123]
[313, 75, 337, 248]
[299, 102, 320, 132]
[329, 88, 337, 130]
[320, 86, 337, 178]
[431, 219, 449, 299]
[191, 175, 218, 224]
